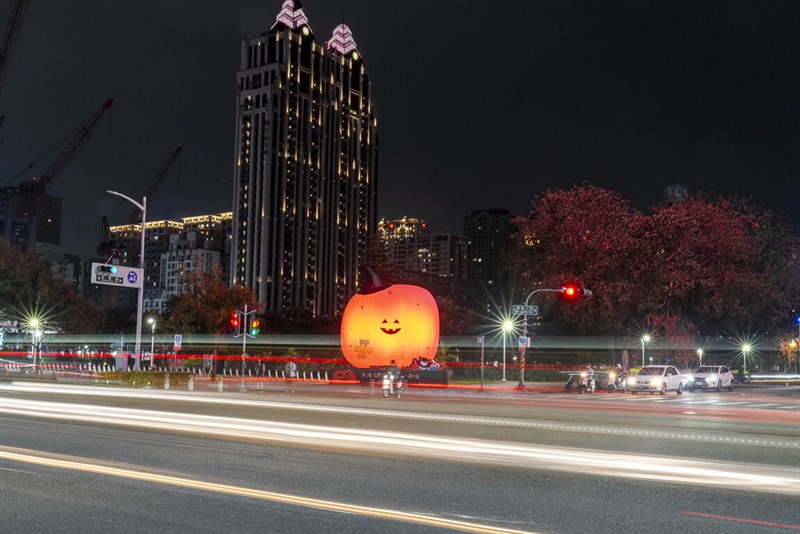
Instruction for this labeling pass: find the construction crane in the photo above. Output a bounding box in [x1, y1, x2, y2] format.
[126, 144, 182, 223]
[25, 98, 114, 193]
[0, 0, 29, 95]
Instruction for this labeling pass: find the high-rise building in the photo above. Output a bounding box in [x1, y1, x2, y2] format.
[463, 208, 515, 302]
[378, 217, 469, 281]
[230, 0, 379, 316]
[107, 212, 232, 311]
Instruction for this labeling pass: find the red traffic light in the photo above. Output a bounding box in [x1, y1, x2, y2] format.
[562, 285, 592, 298]
[230, 311, 240, 328]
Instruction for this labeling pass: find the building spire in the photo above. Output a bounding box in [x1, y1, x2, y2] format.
[327, 23, 359, 56]
[271, 0, 312, 32]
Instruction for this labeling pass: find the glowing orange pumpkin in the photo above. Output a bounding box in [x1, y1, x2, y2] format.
[340, 283, 440, 368]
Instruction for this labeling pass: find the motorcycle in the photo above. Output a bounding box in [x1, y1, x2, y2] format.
[605, 371, 628, 392]
[382, 372, 404, 398]
[578, 371, 595, 394]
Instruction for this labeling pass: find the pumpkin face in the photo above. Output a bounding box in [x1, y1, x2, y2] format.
[340, 284, 440, 368]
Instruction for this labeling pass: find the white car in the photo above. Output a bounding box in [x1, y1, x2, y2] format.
[689, 365, 734, 392]
[627, 365, 685, 395]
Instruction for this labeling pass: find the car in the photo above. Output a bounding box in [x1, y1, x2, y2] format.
[627, 365, 685, 395]
[688, 365, 734, 392]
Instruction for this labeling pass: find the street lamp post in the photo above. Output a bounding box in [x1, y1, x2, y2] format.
[29, 318, 40, 372]
[501, 320, 513, 382]
[148, 317, 156, 369]
[107, 190, 146, 371]
[742, 343, 752, 374]
[641, 334, 651, 368]
[697, 348, 703, 367]
[477, 335, 485, 392]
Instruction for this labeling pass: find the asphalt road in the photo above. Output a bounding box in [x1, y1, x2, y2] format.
[1, 379, 798, 533]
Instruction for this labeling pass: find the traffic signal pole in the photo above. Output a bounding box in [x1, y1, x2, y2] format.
[517, 287, 592, 389]
[233, 304, 257, 391]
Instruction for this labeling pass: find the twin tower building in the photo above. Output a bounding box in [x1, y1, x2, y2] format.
[231, 0, 379, 317]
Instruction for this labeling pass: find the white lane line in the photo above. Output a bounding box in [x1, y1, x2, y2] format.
[747, 404, 780, 407]
[776, 405, 800, 410]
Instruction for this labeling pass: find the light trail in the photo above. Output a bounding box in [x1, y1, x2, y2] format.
[2, 397, 798, 495]
[0, 446, 537, 534]
[2, 382, 798, 449]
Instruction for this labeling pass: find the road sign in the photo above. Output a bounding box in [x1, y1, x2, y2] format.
[91, 263, 143, 289]
[174, 334, 183, 352]
[512, 304, 539, 316]
[518, 336, 530, 348]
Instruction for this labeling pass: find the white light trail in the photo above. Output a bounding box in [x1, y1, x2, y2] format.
[1, 396, 798, 495]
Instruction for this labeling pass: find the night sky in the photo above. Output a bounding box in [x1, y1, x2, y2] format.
[1, 0, 797, 260]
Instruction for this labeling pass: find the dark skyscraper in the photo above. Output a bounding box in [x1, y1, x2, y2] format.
[231, 0, 379, 316]
[463, 208, 515, 305]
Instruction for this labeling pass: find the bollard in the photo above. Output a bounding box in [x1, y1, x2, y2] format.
[188, 376, 194, 391]
[164, 374, 170, 390]
[217, 378, 223, 392]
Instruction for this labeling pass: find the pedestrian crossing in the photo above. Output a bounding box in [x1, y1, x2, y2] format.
[553, 393, 800, 411]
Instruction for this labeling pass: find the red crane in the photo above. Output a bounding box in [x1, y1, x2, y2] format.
[126, 144, 182, 223]
[0, 0, 29, 95]
[27, 98, 114, 193]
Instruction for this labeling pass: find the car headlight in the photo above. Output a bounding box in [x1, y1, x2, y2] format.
[708, 374, 717, 382]
[627, 377, 636, 385]
[650, 378, 662, 386]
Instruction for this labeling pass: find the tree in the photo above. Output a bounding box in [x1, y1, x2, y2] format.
[0, 239, 101, 333]
[638, 195, 795, 337]
[164, 267, 257, 334]
[510, 186, 799, 343]
[511, 184, 643, 333]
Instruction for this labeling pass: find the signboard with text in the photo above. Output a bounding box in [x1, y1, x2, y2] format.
[512, 305, 539, 316]
[90, 263, 143, 289]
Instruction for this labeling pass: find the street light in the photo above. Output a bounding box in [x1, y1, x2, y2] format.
[28, 318, 40, 372]
[641, 334, 651, 367]
[697, 348, 703, 366]
[107, 190, 147, 371]
[501, 319, 513, 382]
[741, 343, 752, 373]
[148, 317, 156, 369]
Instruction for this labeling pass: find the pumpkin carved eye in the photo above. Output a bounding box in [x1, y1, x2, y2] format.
[380, 319, 401, 335]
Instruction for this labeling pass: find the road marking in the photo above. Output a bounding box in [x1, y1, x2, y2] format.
[748, 403, 780, 407]
[777, 405, 800, 410]
[682, 511, 800, 530]
[712, 402, 748, 406]
[0, 447, 539, 534]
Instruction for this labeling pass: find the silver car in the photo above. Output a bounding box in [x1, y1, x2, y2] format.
[627, 365, 685, 395]
[689, 365, 734, 392]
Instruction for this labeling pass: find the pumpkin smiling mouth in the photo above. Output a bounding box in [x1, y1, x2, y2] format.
[381, 319, 401, 335]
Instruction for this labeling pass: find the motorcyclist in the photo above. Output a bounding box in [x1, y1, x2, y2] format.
[584, 364, 595, 391]
[386, 360, 401, 386]
[611, 363, 626, 388]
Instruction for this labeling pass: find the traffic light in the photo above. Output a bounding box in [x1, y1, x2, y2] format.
[230, 311, 241, 333]
[562, 285, 592, 299]
[250, 318, 261, 337]
[96, 264, 118, 274]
